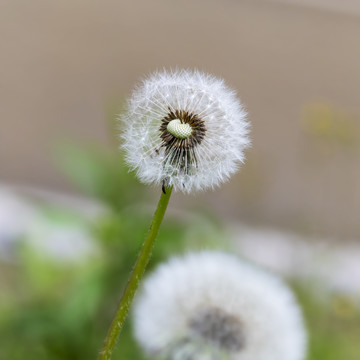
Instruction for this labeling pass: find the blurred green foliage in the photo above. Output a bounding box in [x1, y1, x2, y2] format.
[55, 142, 145, 210]
[0, 143, 223, 359]
[295, 285, 360, 360]
[0, 142, 359, 359]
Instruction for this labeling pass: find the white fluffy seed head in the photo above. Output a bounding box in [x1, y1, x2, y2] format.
[133, 251, 307, 360]
[120, 69, 250, 193]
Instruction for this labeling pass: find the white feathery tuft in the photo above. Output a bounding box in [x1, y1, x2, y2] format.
[120, 69, 250, 193]
[133, 251, 307, 360]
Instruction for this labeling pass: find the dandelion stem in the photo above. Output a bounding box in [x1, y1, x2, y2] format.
[98, 186, 173, 360]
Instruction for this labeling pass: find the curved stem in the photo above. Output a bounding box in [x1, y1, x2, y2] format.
[98, 186, 173, 360]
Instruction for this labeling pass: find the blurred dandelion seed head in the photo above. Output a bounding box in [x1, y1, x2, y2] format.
[133, 251, 307, 360]
[121, 69, 250, 193]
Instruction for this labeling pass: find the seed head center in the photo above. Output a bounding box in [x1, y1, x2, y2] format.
[167, 119, 192, 139]
[189, 307, 245, 352]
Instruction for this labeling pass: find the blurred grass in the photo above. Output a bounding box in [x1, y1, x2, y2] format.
[55, 141, 145, 210]
[0, 142, 223, 359]
[295, 284, 360, 360]
[0, 142, 359, 359]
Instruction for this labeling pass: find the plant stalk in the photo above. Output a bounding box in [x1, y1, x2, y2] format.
[98, 186, 173, 360]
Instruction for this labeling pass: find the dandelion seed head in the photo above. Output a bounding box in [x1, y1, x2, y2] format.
[134, 251, 307, 360]
[121, 69, 250, 193]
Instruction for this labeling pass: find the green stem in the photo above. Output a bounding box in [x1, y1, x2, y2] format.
[98, 186, 173, 360]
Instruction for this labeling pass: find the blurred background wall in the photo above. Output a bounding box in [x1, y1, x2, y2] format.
[1, 0, 360, 238]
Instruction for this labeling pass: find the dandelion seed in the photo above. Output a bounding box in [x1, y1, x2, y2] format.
[134, 252, 307, 360]
[121, 69, 250, 193]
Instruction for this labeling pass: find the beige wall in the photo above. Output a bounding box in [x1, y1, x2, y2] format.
[1, 0, 360, 238]
[270, 0, 360, 16]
